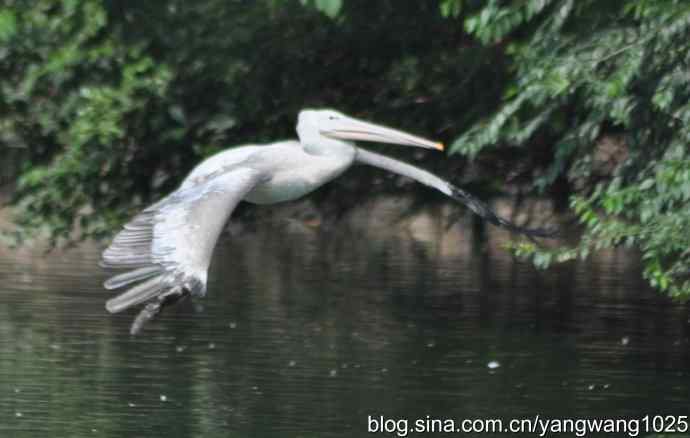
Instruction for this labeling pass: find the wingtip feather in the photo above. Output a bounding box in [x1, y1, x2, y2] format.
[105, 276, 165, 313]
[449, 185, 559, 239]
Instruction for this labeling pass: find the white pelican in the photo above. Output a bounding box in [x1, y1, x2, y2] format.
[102, 109, 555, 333]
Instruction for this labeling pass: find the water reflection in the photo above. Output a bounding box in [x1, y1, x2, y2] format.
[0, 197, 688, 437]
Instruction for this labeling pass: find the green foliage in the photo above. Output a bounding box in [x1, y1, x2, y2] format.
[2, 0, 173, 244]
[0, 0, 502, 244]
[0, 9, 16, 41]
[299, 0, 343, 18]
[455, 0, 690, 297]
[439, 0, 463, 18]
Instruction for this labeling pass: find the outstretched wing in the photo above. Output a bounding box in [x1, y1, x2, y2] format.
[102, 167, 268, 328]
[355, 148, 557, 238]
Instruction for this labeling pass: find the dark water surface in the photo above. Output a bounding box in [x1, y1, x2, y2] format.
[1, 200, 688, 437]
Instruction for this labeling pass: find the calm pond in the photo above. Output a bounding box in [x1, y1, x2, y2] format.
[0, 198, 688, 437]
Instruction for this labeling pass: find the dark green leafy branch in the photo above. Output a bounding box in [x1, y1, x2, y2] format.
[449, 0, 690, 297]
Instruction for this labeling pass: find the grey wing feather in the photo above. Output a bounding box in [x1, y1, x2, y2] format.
[104, 266, 162, 290]
[355, 147, 557, 238]
[105, 276, 167, 313]
[102, 167, 268, 316]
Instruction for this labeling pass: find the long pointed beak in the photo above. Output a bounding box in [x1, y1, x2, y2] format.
[321, 117, 444, 151]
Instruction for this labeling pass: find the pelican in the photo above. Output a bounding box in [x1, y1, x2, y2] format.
[102, 109, 555, 334]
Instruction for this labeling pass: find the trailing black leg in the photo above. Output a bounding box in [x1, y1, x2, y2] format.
[129, 286, 189, 335]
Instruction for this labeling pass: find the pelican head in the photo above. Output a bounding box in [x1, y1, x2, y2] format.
[297, 109, 443, 152]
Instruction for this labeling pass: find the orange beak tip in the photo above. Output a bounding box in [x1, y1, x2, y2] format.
[436, 142, 445, 151]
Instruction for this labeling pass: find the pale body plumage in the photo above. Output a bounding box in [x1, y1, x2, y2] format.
[102, 109, 554, 334]
[184, 141, 355, 205]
